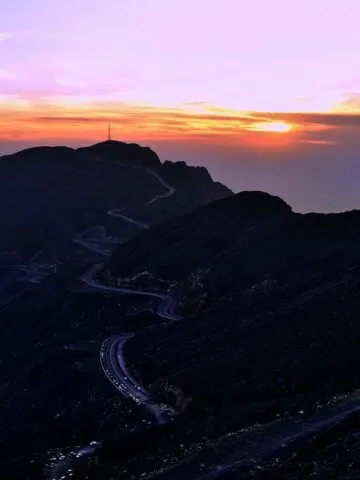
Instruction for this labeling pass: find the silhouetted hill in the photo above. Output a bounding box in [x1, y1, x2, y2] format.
[78, 140, 162, 169]
[75, 191, 360, 477]
[6, 145, 75, 161]
[0, 141, 232, 263]
[109, 192, 360, 313]
[161, 160, 232, 204]
[2, 154, 360, 480]
[109, 190, 294, 279]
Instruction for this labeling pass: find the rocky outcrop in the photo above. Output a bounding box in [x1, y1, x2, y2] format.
[161, 160, 232, 204]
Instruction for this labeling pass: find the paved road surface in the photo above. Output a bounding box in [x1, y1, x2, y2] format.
[80, 264, 181, 422]
[73, 237, 112, 256]
[74, 162, 179, 430]
[74, 230, 128, 256]
[75, 159, 175, 256]
[100, 334, 168, 425]
[107, 208, 149, 229]
[80, 264, 181, 322]
[106, 162, 175, 229]
[145, 169, 175, 204]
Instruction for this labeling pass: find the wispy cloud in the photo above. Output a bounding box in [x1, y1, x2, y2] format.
[334, 93, 360, 113]
[55, 76, 87, 89]
[272, 112, 360, 127]
[300, 139, 336, 146]
[0, 32, 15, 44]
[0, 69, 23, 80]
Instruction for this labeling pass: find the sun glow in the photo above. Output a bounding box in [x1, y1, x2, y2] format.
[250, 121, 293, 133]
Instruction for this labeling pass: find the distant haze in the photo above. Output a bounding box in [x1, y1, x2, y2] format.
[1, 0, 360, 212]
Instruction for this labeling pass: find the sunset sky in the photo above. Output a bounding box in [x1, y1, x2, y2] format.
[1, 0, 360, 212]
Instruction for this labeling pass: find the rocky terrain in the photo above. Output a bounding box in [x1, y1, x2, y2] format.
[84, 192, 360, 479]
[1, 144, 360, 479]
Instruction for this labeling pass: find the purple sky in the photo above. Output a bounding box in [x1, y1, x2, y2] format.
[1, 0, 360, 212]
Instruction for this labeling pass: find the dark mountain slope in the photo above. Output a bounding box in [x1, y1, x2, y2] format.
[78, 142, 232, 226]
[83, 191, 360, 478]
[1, 183, 360, 479]
[110, 191, 358, 289]
[0, 141, 232, 262]
[161, 160, 232, 205]
[109, 190, 293, 279]
[0, 146, 156, 256]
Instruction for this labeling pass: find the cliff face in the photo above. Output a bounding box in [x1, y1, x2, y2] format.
[162, 160, 232, 204]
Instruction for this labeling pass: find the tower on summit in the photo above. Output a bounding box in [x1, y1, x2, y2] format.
[108, 124, 112, 141]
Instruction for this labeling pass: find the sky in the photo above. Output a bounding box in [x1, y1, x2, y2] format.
[1, 0, 360, 212]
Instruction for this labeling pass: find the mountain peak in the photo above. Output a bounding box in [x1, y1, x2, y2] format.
[232, 190, 292, 214]
[77, 140, 161, 169]
[203, 190, 292, 226]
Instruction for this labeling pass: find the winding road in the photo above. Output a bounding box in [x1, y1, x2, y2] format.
[73, 237, 113, 256]
[107, 208, 149, 229]
[80, 264, 181, 322]
[74, 227, 128, 257]
[100, 334, 170, 425]
[79, 262, 181, 425]
[76, 160, 175, 252]
[75, 161, 180, 425]
[145, 169, 175, 204]
[53, 165, 179, 477]
[107, 164, 175, 227]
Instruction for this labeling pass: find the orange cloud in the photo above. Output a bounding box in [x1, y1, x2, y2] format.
[300, 139, 336, 146]
[0, 98, 358, 148]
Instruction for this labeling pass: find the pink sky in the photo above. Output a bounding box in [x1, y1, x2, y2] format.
[1, 0, 360, 212]
[1, 0, 360, 113]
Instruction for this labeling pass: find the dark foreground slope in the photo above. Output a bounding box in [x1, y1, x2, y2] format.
[2, 181, 360, 479]
[81, 191, 360, 479]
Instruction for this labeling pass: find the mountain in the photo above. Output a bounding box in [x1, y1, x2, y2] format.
[109, 191, 293, 279]
[83, 191, 360, 479]
[0, 140, 232, 480]
[1, 152, 360, 480]
[0, 140, 231, 264]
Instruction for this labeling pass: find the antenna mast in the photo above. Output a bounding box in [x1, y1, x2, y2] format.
[108, 124, 111, 141]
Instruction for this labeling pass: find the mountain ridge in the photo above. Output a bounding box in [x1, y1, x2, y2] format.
[2, 141, 360, 479]
[0, 140, 232, 264]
